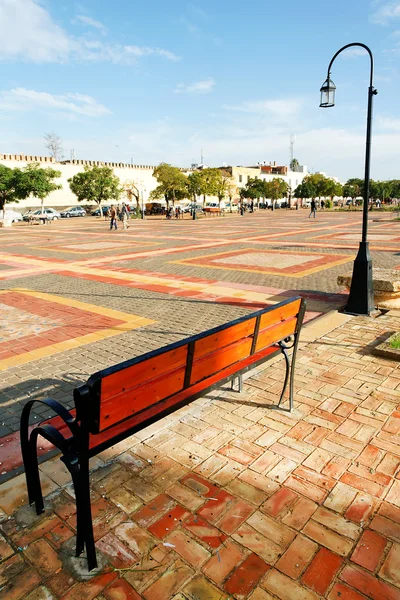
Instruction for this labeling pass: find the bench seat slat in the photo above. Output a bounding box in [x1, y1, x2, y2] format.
[255, 317, 297, 353]
[259, 298, 301, 329]
[101, 345, 188, 399]
[99, 366, 186, 430]
[91, 343, 279, 438]
[190, 337, 253, 386]
[194, 318, 256, 360]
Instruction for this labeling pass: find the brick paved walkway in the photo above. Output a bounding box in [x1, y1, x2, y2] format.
[1, 210, 399, 441]
[1, 311, 400, 599]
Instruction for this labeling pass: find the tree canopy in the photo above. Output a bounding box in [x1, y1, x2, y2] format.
[0, 165, 25, 211]
[290, 158, 300, 172]
[150, 163, 187, 206]
[69, 165, 120, 206]
[0, 162, 62, 211]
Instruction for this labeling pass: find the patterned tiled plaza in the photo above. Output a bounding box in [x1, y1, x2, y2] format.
[1, 210, 400, 599]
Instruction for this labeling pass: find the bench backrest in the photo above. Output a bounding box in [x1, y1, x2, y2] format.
[84, 297, 304, 434]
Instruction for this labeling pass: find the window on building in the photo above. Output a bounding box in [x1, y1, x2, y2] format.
[247, 175, 250, 183]
[239, 175, 242, 183]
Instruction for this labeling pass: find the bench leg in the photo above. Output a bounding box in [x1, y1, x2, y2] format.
[20, 407, 45, 514]
[278, 345, 291, 410]
[76, 457, 97, 571]
[230, 375, 243, 393]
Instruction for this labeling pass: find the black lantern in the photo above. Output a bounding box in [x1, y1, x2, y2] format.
[320, 76, 336, 107]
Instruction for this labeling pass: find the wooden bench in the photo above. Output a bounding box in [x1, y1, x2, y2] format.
[20, 296, 305, 571]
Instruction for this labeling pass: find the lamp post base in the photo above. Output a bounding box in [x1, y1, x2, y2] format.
[344, 241, 374, 315]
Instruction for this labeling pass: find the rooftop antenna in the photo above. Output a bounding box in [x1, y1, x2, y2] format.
[289, 134, 295, 165]
[70, 149, 75, 160]
[200, 148, 204, 165]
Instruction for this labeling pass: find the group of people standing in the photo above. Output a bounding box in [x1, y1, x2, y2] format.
[109, 203, 130, 230]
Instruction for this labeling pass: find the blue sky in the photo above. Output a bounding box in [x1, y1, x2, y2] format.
[0, 0, 399, 180]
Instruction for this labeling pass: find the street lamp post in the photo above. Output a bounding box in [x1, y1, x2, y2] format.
[141, 188, 145, 220]
[320, 43, 378, 316]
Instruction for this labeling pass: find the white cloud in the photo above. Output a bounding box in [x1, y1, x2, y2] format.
[0, 0, 180, 63]
[340, 47, 369, 58]
[223, 99, 302, 118]
[0, 88, 110, 117]
[370, 2, 400, 24]
[175, 78, 215, 94]
[76, 14, 107, 35]
[376, 115, 400, 130]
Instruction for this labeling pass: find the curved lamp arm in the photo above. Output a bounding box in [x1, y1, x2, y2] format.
[326, 42, 374, 87]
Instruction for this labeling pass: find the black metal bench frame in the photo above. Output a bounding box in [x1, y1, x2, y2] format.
[20, 297, 305, 571]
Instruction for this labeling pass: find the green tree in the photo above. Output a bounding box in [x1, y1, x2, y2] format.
[290, 158, 300, 172]
[323, 178, 343, 203]
[264, 178, 290, 207]
[0, 165, 26, 213]
[150, 163, 187, 208]
[294, 180, 316, 206]
[186, 171, 203, 203]
[69, 165, 120, 211]
[343, 178, 364, 203]
[18, 162, 62, 211]
[214, 171, 236, 207]
[197, 168, 220, 206]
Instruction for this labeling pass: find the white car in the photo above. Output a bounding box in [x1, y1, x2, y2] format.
[23, 208, 61, 221]
[4, 209, 22, 222]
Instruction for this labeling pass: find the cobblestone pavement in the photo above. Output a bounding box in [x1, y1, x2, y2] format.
[0, 210, 399, 438]
[1, 312, 400, 599]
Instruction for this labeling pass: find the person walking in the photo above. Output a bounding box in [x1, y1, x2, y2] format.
[121, 203, 129, 229]
[109, 205, 118, 230]
[309, 199, 316, 219]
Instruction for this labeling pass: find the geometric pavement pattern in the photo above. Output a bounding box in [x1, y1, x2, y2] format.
[0, 209, 399, 440]
[1, 312, 400, 599]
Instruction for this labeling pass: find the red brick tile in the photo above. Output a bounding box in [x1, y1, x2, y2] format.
[0, 554, 25, 586]
[184, 576, 231, 600]
[380, 501, 400, 524]
[263, 569, 320, 600]
[357, 445, 384, 468]
[261, 487, 298, 518]
[269, 442, 306, 463]
[133, 494, 175, 527]
[97, 532, 138, 568]
[232, 523, 282, 564]
[276, 534, 318, 579]
[351, 530, 387, 572]
[103, 578, 143, 600]
[12, 514, 61, 547]
[142, 560, 194, 600]
[225, 553, 270, 599]
[197, 489, 236, 524]
[0, 535, 13, 561]
[304, 426, 331, 446]
[349, 463, 392, 488]
[287, 422, 314, 440]
[282, 496, 318, 530]
[285, 475, 328, 503]
[0, 567, 42, 600]
[340, 472, 387, 498]
[164, 530, 210, 567]
[183, 515, 227, 548]
[302, 548, 343, 596]
[202, 539, 244, 584]
[180, 473, 220, 498]
[345, 492, 376, 525]
[340, 564, 400, 600]
[148, 505, 190, 539]
[218, 444, 256, 465]
[247, 510, 295, 548]
[378, 453, 400, 477]
[45, 523, 74, 550]
[380, 543, 400, 587]
[328, 582, 367, 600]
[24, 538, 62, 577]
[47, 571, 76, 596]
[215, 499, 254, 534]
[322, 456, 351, 480]
[302, 521, 354, 557]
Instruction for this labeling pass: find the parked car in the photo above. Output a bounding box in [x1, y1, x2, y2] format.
[23, 208, 61, 221]
[225, 203, 239, 212]
[91, 206, 110, 216]
[4, 209, 22, 222]
[183, 203, 204, 214]
[60, 206, 86, 218]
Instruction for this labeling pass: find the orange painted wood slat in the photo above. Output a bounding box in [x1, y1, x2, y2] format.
[99, 366, 186, 431]
[259, 299, 301, 330]
[255, 318, 297, 353]
[101, 345, 188, 400]
[190, 338, 253, 386]
[91, 344, 279, 443]
[194, 318, 256, 360]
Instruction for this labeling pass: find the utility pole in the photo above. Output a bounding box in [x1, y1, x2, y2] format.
[289, 135, 295, 165]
